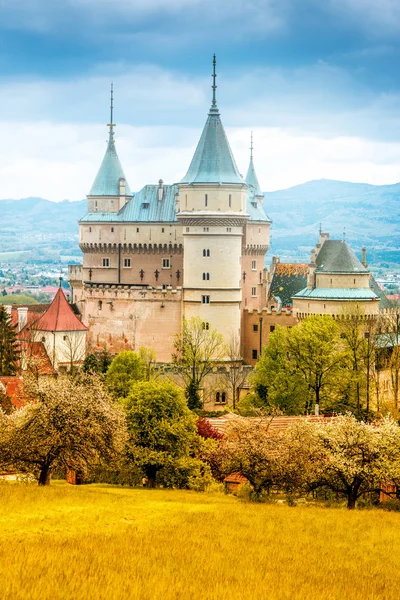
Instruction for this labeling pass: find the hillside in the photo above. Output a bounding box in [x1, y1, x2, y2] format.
[264, 179, 400, 264]
[1, 179, 400, 266]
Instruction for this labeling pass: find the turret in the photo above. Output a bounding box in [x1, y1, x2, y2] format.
[87, 84, 132, 213]
[245, 132, 264, 204]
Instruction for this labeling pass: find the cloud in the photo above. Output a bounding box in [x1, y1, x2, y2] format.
[323, 0, 400, 35]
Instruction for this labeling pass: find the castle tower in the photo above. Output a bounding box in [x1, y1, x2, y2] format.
[86, 84, 132, 214]
[177, 56, 248, 344]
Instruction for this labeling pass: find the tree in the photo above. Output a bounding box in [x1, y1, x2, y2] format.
[221, 334, 250, 409]
[139, 346, 157, 381]
[83, 347, 112, 374]
[106, 350, 144, 398]
[285, 315, 348, 414]
[212, 415, 284, 499]
[284, 415, 400, 509]
[172, 317, 225, 409]
[124, 380, 201, 487]
[0, 305, 20, 376]
[252, 327, 308, 415]
[0, 375, 127, 485]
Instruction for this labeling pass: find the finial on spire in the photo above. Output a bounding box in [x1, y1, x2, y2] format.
[343, 226, 346, 241]
[319, 222, 322, 235]
[250, 131, 254, 160]
[212, 54, 217, 107]
[107, 82, 115, 142]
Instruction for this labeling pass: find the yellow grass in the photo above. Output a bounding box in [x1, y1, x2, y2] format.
[1, 483, 400, 600]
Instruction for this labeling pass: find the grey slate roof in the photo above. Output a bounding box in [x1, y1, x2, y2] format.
[245, 157, 262, 196]
[180, 104, 244, 186]
[370, 275, 391, 309]
[294, 287, 379, 300]
[316, 240, 367, 273]
[80, 184, 178, 223]
[88, 134, 132, 197]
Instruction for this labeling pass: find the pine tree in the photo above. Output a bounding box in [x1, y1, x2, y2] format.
[0, 305, 20, 376]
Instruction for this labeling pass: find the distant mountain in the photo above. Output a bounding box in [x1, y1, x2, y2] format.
[1, 180, 400, 266]
[0, 197, 86, 235]
[264, 179, 400, 264]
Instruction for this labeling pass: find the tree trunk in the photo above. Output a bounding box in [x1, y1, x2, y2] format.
[146, 466, 157, 489]
[346, 484, 360, 510]
[38, 464, 51, 486]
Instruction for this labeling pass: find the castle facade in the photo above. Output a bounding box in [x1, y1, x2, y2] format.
[69, 59, 271, 362]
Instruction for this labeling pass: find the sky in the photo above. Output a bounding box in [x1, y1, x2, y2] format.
[2, 0, 400, 201]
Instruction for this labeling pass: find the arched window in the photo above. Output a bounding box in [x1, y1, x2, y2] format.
[203, 272, 210, 281]
[216, 392, 220, 403]
[205, 194, 208, 207]
[98, 300, 102, 311]
[207, 249, 210, 257]
[221, 392, 226, 404]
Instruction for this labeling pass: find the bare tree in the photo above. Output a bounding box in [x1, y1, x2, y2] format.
[220, 334, 250, 409]
[172, 317, 225, 409]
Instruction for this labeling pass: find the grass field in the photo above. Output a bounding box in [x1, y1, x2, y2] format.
[1, 483, 400, 600]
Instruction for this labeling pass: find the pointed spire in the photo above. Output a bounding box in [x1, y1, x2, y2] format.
[180, 55, 243, 185]
[88, 85, 132, 197]
[245, 132, 262, 196]
[210, 54, 219, 115]
[107, 82, 115, 142]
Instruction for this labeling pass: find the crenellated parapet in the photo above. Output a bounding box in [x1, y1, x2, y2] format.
[79, 242, 184, 254]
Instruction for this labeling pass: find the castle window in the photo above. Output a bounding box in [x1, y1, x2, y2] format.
[253, 324, 258, 332]
[111, 200, 114, 207]
[98, 300, 102, 311]
[202, 321, 210, 330]
[162, 228, 165, 233]
[142, 202, 149, 209]
[89, 227, 92, 233]
[185, 194, 188, 208]
[216, 392, 220, 404]
[203, 249, 210, 257]
[227, 227, 231, 233]
[221, 392, 226, 404]
[137, 228, 140, 233]
[124, 258, 131, 268]
[162, 284, 167, 290]
[202, 272, 210, 281]
[102, 258, 110, 267]
[95, 201, 98, 210]
[252, 349, 258, 360]
[186, 227, 189, 233]
[270, 325, 275, 333]
[229, 194, 232, 208]
[252, 260, 257, 270]
[354, 279, 356, 284]
[63, 335, 67, 341]
[251, 287, 257, 297]
[201, 295, 210, 304]
[203, 227, 209, 232]
[111, 227, 114, 233]
[205, 194, 208, 207]
[162, 258, 170, 269]
[41, 337, 46, 343]
[324, 304, 326, 309]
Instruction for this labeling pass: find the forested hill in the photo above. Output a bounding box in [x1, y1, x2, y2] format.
[264, 179, 400, 264]
[1, 178, 400, 265]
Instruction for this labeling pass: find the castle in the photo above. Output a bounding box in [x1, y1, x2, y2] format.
[69, 57, 271, 363]
[68, 57, 389, 385]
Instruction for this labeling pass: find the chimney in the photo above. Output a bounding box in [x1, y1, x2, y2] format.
[17, 307, 28, 332]
[158, 179, 164, 201]
[362, 247, 367, 268]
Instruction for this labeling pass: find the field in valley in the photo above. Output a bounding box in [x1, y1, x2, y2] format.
[0, 483, 399, 600]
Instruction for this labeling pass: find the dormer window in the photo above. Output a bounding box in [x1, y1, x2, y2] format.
[142, 202, 149, 209]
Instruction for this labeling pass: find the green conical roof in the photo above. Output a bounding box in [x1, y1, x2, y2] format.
[245, 157, 262, 196]
[180, 103, 244, 186]
[89, 133, 132, 197]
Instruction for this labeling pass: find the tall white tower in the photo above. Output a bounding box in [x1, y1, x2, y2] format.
[177, 56, 248, 344]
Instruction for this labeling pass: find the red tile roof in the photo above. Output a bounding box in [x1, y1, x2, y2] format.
[0, 377, 25, 409]
[33, 288, 87, 332]
[21, 341, 56, 375]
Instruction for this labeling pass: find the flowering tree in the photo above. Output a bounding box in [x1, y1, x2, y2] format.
[0, 375, 127, 485]
[284, 415, 400, 509]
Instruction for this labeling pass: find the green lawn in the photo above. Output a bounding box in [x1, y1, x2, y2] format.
[0, 483, 399, 600]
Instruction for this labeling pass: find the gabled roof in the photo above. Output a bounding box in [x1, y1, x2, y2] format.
[88, 134, 132, 197]
[316, 240, 367, 273]
[268, 263, 308, 307]
[33, 288, 87, 332]
[180, 103, 244, 186]
[245, 157, 262, 196]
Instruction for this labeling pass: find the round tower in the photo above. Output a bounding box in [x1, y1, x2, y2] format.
[177, 56, 248, 344]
